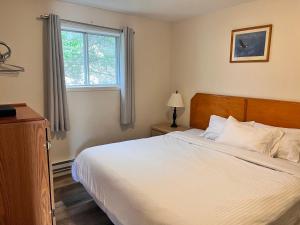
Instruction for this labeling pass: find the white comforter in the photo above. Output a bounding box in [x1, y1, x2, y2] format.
[72, 131, 300, 225]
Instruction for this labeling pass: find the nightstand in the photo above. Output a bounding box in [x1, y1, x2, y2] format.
[151, 123, 189, 136]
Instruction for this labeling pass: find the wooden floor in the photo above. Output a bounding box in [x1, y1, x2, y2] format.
[54, 175, 114, 225]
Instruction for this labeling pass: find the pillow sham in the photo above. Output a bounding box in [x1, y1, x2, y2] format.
[216, 116, 283, 155]
[254, 123, 300, 163]
[201, 115, 254, 140]
[279, 132, 300, 163]
[200, 115, 226, 140]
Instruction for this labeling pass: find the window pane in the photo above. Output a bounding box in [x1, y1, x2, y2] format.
[88, 34, 117, 85]
[62, 31, 85, 86]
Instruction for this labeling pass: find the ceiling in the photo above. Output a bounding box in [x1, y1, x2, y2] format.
[61, 0, 256, 22]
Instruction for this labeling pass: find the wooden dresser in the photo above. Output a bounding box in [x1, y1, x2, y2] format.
[0, 104, 55, 225]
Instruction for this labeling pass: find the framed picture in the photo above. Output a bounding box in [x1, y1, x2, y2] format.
[230, 24, 272, 63]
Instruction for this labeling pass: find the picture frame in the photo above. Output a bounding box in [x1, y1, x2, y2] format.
[230, 24, 272, 63]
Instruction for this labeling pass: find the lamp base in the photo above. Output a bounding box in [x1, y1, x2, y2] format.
[171, 107, 177, 128]
[171, 123, 178, 128]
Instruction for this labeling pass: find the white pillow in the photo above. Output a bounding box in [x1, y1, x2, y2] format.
[279, 132, 300, 163]
[216, 116, 283, 155]
[200, 115, 226, 140]
[254, 123, 300, 163]
[201, 115, 254, 140]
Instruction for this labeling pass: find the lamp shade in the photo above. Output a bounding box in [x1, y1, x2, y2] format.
[167, 92, 184, 108]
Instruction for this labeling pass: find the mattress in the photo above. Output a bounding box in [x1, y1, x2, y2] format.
[72, 130, 300, 225]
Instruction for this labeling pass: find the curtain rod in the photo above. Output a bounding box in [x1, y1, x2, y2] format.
[38, 14, 123, 33]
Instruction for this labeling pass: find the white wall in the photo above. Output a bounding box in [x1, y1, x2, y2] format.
[2, 0, 300, 162]
[171, 0, 300, 126]
[0, 0, 172, 162]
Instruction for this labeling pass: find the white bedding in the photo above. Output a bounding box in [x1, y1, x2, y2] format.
[72, 131, 300, 225]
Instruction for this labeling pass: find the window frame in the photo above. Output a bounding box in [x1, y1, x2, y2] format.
[61, 24, 121, 90]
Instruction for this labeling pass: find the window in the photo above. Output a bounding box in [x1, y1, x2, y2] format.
[61, 26, 120, 88]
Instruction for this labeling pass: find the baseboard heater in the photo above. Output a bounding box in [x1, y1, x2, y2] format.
[52, 159, 74, 177]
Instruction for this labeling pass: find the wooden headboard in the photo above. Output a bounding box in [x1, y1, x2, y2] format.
[190, 93, 300, 129]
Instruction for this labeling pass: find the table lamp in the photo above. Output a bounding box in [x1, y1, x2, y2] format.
[167, 91, 184, 128]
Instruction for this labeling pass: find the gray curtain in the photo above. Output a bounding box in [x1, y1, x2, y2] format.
[120, 27, 135, 126]
[46, 14, 70, 133]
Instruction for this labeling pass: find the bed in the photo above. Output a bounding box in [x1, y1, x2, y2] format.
[72, 93, 300, 225]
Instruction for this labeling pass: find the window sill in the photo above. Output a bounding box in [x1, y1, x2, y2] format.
[66, 86, 120, 92]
